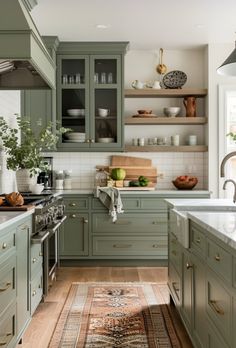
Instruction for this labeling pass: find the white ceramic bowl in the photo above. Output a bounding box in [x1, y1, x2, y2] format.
[30, 184, 44, 194]
[163, 107, 181, 117]
[65, 132, 85, 140]
[97, 137, 115, 143]
[67, 109, 80, 117]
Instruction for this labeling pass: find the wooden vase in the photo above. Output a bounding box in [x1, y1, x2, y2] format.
[183, 96, 196, 117]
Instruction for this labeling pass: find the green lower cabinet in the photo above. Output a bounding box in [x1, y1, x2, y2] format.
[16, 220, 31, 340]
[59, 213, 89, 258]
[206, 321, 229, 348]
[0, 302, 17, 348]
[168, 261, 182, 309]
[181, 249, 192, 333]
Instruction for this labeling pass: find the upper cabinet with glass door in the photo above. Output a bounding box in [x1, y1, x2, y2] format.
[56, 42, 129, 151]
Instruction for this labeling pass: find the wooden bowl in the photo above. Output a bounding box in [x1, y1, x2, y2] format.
[172, 176, 198, 190]
[137, 109, 152, 115]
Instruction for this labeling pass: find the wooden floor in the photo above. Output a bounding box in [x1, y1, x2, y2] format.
[19, 267, 193, 348]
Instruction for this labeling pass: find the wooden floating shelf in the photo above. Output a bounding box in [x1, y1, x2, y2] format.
[125, 88, 208, 98]
[125, 145, 208, 152]
[125, 116, 207, 125]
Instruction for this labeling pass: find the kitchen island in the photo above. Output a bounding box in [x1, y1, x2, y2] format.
[168, 203, 236, 348]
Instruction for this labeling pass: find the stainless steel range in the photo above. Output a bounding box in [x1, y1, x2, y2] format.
[25, 193, 66, 296]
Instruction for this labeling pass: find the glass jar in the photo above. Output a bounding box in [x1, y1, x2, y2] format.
[95, 169, 107, 187]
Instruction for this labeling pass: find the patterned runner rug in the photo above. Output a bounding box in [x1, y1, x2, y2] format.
[49, 283, 183, 348]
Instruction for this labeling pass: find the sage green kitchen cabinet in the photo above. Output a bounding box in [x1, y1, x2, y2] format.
[56, 42, 128, 151]
[59, 213, 89, 258]
[16, 219, 31, 340]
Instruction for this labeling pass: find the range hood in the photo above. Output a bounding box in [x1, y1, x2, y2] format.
[0, 0, 55, 89]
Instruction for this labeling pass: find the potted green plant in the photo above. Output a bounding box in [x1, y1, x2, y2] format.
[0, 114, 67, 192]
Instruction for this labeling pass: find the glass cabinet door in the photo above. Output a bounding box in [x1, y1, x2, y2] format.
[57, 55, 90, 148]
[90, 56, 122, 149]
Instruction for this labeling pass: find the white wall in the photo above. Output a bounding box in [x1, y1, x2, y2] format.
[207, 44, 236, 197]
[0, 91, 20, 193]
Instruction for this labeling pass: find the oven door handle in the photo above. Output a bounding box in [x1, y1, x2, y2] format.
[31, 231, 50, 244]
[49, 215, 67, 234]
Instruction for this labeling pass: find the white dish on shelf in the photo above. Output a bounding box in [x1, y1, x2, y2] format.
[63, 139, 85, 143]
[97, 137, 115, 143]
[67, 109, 85, 117]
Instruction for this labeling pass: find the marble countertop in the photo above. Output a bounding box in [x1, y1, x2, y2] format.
[0, 209, 34, 231]
[165, 198, 236, 211]
[55, 189, 210, 196]
[188, 211, 236, 250]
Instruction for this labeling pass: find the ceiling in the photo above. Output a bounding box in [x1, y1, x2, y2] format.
[32, 0, 236, 50]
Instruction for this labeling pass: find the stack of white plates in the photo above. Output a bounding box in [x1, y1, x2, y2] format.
[64, 132, 86, 143]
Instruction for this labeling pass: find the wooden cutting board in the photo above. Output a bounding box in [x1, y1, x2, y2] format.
[0, 204, 34, 211]
[111, 155, 152, 167]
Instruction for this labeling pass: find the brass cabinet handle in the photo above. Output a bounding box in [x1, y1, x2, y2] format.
[215, 254, 220, 261]
[71, 214, 77, 218]
[32, 290, 37, 296]
[85, 139, 90, 143]
[90, 139, 95, 143]
[84, 219, 88, 223]
[2, 243, 7, 249]
[210, 300, 224, 315]
[20, 224, 28, 231]
[113, 244, 132, 248]
[186, 262, 193, 269]
[0, 282, 11, 292]
[32, 258, 37, 263]
[0, 332, 12, 346]
[196, 238, 201, 244]
[39, 252, 43, 257]
[70, 203, 76, 207]
[172, 282, 180, 292]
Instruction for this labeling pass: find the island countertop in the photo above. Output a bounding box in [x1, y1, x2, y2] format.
[187, 211, 236, 250]
[165, 198, 236, 211]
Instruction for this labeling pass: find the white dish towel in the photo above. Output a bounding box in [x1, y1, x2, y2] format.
[97, 187, 124, 222]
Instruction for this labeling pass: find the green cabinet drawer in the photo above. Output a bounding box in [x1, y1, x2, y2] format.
[0, 228, 16, 262]
[0, 256, 16, 316]
[92, 197, 167, 211]
[92, 213, 167, 234]
[206, 271, 232, 347]
[207, 321, 229, 348]
[92, 235, 167, 257]
[0, 302, 16, 348]
[190, 222, 206, 259]
[168, 261, 181, 308]
[30, 270, 43, 315]
[207, 239, 232, 284]
[64, 197, 89, 211]
[30, 244, 43, 279]
[169, 233, 182, 275]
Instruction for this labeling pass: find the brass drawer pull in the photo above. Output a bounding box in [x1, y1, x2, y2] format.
[196, 237, 201, 244]
[0, 282, 11, 292]
[39, 252, 43, 257]
[71, 214, 77, 218]
[215, 254, 220, 261]
[113, 244, 132, 248]
[90, 139, 95, 143]
[32, 258, 37, 263]
[70, 203, 76, 207]
[32, 290, 37, 296]
[210, 300, 224, 315]
[114, 220, 131, 225]
[2, 243, 7, 249]
[21, 224, 28, 231]
[0, 332, 12, 346]
[186, 262, 193, 269]
[84, 219, 88, 223]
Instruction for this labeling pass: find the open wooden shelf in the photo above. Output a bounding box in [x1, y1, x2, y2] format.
[125, 116, 207, 125]
[125, 88, 208, 98]
[125, 145, 208, 152]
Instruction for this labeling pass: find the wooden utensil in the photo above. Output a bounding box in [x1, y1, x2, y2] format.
[156, 48, 167, 75]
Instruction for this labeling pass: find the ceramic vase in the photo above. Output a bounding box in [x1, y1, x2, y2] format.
[16, 169, 37, 192]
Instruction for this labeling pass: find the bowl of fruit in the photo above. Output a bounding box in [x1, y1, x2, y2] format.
[172, 175, 198, 190]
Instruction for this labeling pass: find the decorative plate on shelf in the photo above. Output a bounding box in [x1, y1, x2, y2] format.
[163, 70, 187, 89]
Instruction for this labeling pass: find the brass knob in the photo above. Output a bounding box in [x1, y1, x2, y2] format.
[32, 290, 36, 296]
[186, 262, 193, 269]
[39, 252, 43, 257]
[196, 238, 201, 244]
[85, 139, 90, 143]
[71, 214, 76, 218]
[84, 219, 88, 223]
[2, 243, 7, 249]
[152, 244, 158, 248]
[215, 254, 220, 261]
[32, 258, 37, 263]
[90, 139, 95, 143]
[70, 203, 76, 207]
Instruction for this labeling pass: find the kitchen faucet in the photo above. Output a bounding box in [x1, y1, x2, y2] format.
[223, 179, 236, 203]
[220, 151, 236, 177]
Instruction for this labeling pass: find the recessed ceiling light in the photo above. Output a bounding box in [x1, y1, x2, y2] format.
[96, 24, 110, 29]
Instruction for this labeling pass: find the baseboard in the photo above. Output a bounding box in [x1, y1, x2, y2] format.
[59, 259, 168, 267]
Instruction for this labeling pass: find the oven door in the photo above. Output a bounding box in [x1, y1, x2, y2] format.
[43, 215, 67, 295]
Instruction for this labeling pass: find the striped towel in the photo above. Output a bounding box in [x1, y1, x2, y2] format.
[97, 187, 124, 222]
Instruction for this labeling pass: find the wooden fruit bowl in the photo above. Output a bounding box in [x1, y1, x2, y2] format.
[172, 176, 198, 190]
